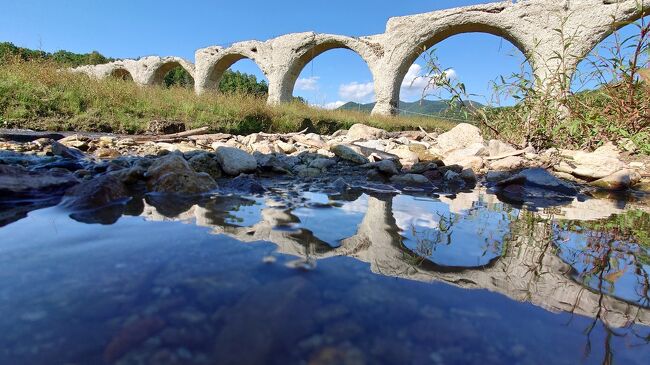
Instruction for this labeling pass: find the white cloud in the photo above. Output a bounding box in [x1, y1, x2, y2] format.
[338, 81, 375, 102]
[400, 64, 457, 101]
[295, 76, 320, 91]
[319, 100, 347, 110]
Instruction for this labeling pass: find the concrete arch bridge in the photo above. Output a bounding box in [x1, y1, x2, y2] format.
[73, 0, 650, 115]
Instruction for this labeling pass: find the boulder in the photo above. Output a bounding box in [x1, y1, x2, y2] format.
[63, 173, 131, 211]
[330, 144, 369, 165]
[146, 154, 217, 194]
[214, 146, 258, 175]
[568, 149, 626, 180]
[346, 124, 387, 141]
[436, 123, 484, 154]
[589, 169, 641, 191]
[188, 153, 222, 179]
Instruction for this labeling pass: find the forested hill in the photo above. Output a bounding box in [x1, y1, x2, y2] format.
[338, 99, 484, 119]
[0, 42, 113, 67]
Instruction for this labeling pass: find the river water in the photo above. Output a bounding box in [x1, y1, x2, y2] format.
[0, 184, 649, 364]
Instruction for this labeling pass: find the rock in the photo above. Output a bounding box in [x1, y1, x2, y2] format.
[497, 168, 577, 194]
[330, 144, 369, 165]
[390, 174, 432, 186]
[387, 146, 419, 167]
[0, 164, 79, 198]
[460, 168, 477, 182]
[40, 139, 85, 159]
[95, 148, 121, 159]
[309, 158, 337, 170]
[222, 175, 266, 194]
[251, 141, 276, 154]
[495, 168, 577, 207]
[486, 170, 513, 182]
[372, 160, 400, 175]
[570, 151, 626, 179]
[488, 139, 516, 156]
[408, 144, 440, 162]
[490, 156, 525, 171]
[444, 155, 484, 172]
[147, 120, 185, 135]
[62, 173, 132, 211]
[188, 153, 222, 179]
[276, 141, 297, 154]
[436, 123, 484, 154]
[59, 135, 90, 150]
[146, 154, 217, 194]
[254, 153, 298, 174]
[299, 167, 323, 178]
[444, 142, 487, 160]
[589, 169, 641, 191]
[214, 146, 258, 175]
[345, 124, 387, 141]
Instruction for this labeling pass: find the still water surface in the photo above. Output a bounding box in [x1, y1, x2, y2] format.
[0, 185, 649, 364]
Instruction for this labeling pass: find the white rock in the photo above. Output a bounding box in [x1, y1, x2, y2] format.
[214, 146, 258, 175]
[436, 123, 484, 154]
[346, 124, 387, 141]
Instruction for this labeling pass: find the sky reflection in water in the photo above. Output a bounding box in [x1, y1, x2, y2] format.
[0, 187, 649, 364]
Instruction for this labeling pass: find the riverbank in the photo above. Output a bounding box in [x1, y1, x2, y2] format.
[1, 122, 648, 225]
[0, 60, 456, 135]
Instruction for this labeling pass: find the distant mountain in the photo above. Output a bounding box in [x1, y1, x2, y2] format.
[338, 99, 484, 119]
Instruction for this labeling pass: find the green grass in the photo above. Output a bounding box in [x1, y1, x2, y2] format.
[0, 60, 457, 135]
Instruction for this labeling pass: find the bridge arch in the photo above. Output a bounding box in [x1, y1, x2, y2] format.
[377, 23, 534, 115]
[150, 60, 195, 87]
[278, 36, 380, 103]
[109, 67, 133, 81]
[195, 48, 268, 93]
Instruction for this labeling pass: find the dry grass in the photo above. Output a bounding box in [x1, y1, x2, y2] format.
[0, 59, 457, 135]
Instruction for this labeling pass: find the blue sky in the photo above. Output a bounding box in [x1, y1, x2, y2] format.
[1, 1, 644, 108]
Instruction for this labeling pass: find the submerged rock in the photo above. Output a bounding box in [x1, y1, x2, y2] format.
[214, 146, 257, 175]
[495, 168, 577, 207]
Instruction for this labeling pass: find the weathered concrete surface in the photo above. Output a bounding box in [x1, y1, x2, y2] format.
[73, 0, 650, 115]
[72, 56, 195, 86]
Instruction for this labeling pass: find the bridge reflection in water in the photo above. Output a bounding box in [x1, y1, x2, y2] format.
[138, 187, 650, 330]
